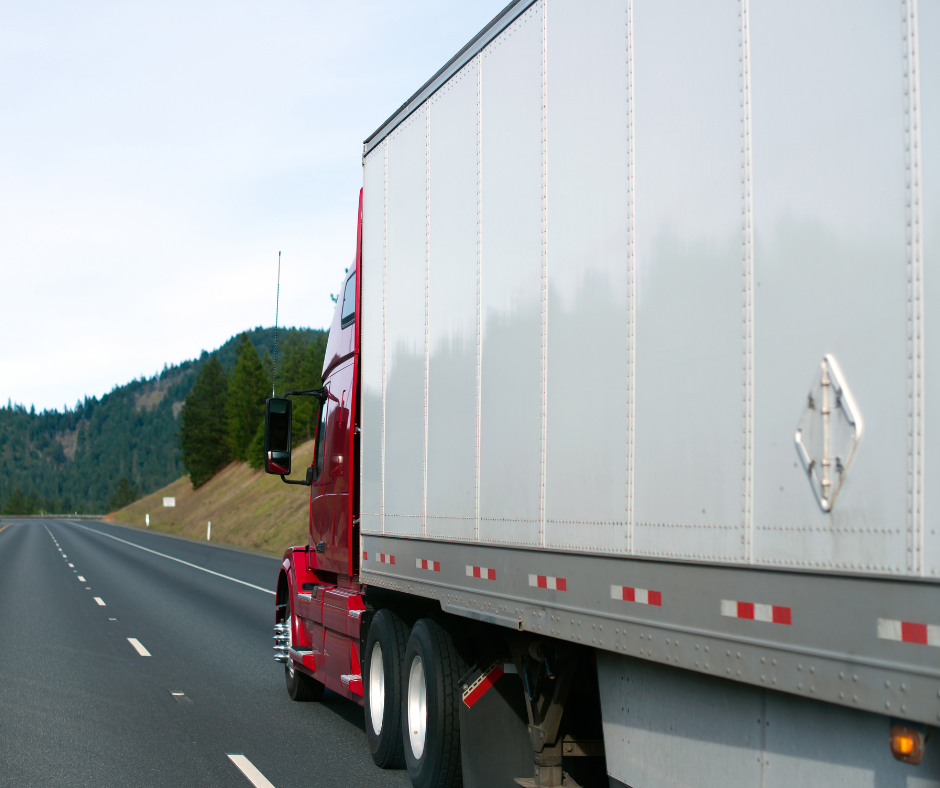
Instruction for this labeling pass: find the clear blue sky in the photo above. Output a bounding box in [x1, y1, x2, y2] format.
[0, 0, 508, 411]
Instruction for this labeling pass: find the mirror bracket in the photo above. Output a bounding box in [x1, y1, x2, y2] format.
[280, 466, 314, 487]
[284, 387, 328, 403]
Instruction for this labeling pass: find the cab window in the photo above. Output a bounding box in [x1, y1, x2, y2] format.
[340, 273, 356, 329]
[314, 393, 329, 480]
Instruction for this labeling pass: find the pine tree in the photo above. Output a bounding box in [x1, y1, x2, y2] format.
[287, 332, 328, 445]
[246, 421, 266, 471]
[226, 334, 268, 463]
[179, 357, 231, 488]
[108, 477, 139, 511]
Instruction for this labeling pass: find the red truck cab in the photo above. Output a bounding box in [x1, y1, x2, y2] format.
[271, 190, 364, 704]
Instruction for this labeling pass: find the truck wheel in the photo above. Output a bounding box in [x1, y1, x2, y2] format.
[365, 608, 408, 768]
[285, 614, 324, 702]
[402, 619, 465, 788]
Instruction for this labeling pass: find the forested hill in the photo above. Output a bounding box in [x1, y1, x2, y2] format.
[0, 326, 324, 514]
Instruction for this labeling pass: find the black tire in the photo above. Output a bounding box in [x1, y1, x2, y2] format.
[285, 614, 325, 702]
[402, 618, 466, 788]
[365, 608, 409, 768]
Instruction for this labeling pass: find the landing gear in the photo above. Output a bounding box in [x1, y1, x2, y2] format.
[402, 619, 466, 788]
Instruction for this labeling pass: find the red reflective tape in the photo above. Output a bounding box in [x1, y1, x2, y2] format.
[433, 561, 440, 572]
[624, 587, 635, 602]
[462, 665, 504, 708]
[362, 551, 368, 560]
[390, 555, 395, 565]
[737, 601, 755, 620]
[902, 621, 929, 645]
[772, 606, 791, 625]
[487, 568, 496, 580]
[473, 567, 481, 578]
[648, 590, 662, 607]
[537, 575, 547, 588]
[556, 577, 567, 592]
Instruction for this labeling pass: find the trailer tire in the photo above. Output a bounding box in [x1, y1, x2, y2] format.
[402, 618, 466, 788]
[365, 608, 409, 768]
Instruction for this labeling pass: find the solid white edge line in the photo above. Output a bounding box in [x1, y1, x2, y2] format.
[94, 597, 105, 606]
[67, 521, 274, 595]
[127, 637, 151, 657]
[227, 754, 276, 788]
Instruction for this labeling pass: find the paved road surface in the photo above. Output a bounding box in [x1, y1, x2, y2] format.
[0, 518, 410, 788]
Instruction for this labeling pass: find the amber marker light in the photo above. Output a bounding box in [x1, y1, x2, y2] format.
[889, 724, 926, 765]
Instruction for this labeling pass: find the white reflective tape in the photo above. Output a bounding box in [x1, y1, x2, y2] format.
[417, 559, 423, 569]
[929, 625, 940, 648]
[528, 574, 538, 586]
[610, 585, 621, 600]
[877, 618, 902, 641]
[754, 604, 773, 623]
[720, 599, 737, 617]
[466, 565, 474, 577]
[635, 588, 648, 605]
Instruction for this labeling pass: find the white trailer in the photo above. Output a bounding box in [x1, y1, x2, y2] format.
[353, 0, 940, 785]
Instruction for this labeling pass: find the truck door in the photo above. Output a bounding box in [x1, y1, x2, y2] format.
[309, 385, 332, 561]
[309, 364, 353, 574]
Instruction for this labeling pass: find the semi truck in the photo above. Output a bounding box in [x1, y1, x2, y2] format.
[260, 1, 940, 786]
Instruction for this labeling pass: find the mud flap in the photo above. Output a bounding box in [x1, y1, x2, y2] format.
[458, 662, 533, 788]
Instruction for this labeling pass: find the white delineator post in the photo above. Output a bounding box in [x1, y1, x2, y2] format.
[145, 513, 149, 527]
[207, 521, 211, 541]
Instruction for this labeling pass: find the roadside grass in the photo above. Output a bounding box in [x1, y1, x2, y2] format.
[103, 439, 316, 556]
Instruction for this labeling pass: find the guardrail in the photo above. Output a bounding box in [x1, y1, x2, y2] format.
[0, 514, 103, 520]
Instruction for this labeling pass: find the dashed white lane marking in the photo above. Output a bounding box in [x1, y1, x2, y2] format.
[108, 618, 117, 621]
[94, 597, 105, 606]
[127, 638, 151, 657]
[68, 563, 74, 567]
[77, 576, 85, 582]
[227, 754, 276, 788]
[68, 522, 274, 595]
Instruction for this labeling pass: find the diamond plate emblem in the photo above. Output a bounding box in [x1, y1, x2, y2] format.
[794, 354, 863, 512]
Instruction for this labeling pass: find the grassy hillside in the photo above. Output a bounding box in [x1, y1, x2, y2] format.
[103, 438, 316, 556]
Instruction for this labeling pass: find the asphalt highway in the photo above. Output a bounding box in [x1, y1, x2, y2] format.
[0, 518, 411, 788]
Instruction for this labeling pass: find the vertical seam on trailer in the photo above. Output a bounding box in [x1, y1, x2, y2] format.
[360, 161, 366, 546]
[539, 0, 549, 548]
[739, 0, 755, 563]
[424, 103, 431, 538]
[475, 52, 483, 543]
[381, 139, 389, 534]
[625, 0, 636, 555]
[903, 0, 924, 575]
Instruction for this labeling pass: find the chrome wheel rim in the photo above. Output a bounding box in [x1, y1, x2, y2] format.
[369, 643, 385, 734]
[406, 655, 427, 760]
[286, 615, 295, 679]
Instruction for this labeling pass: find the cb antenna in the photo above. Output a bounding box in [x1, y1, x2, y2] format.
[272, 251, 281, 397]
